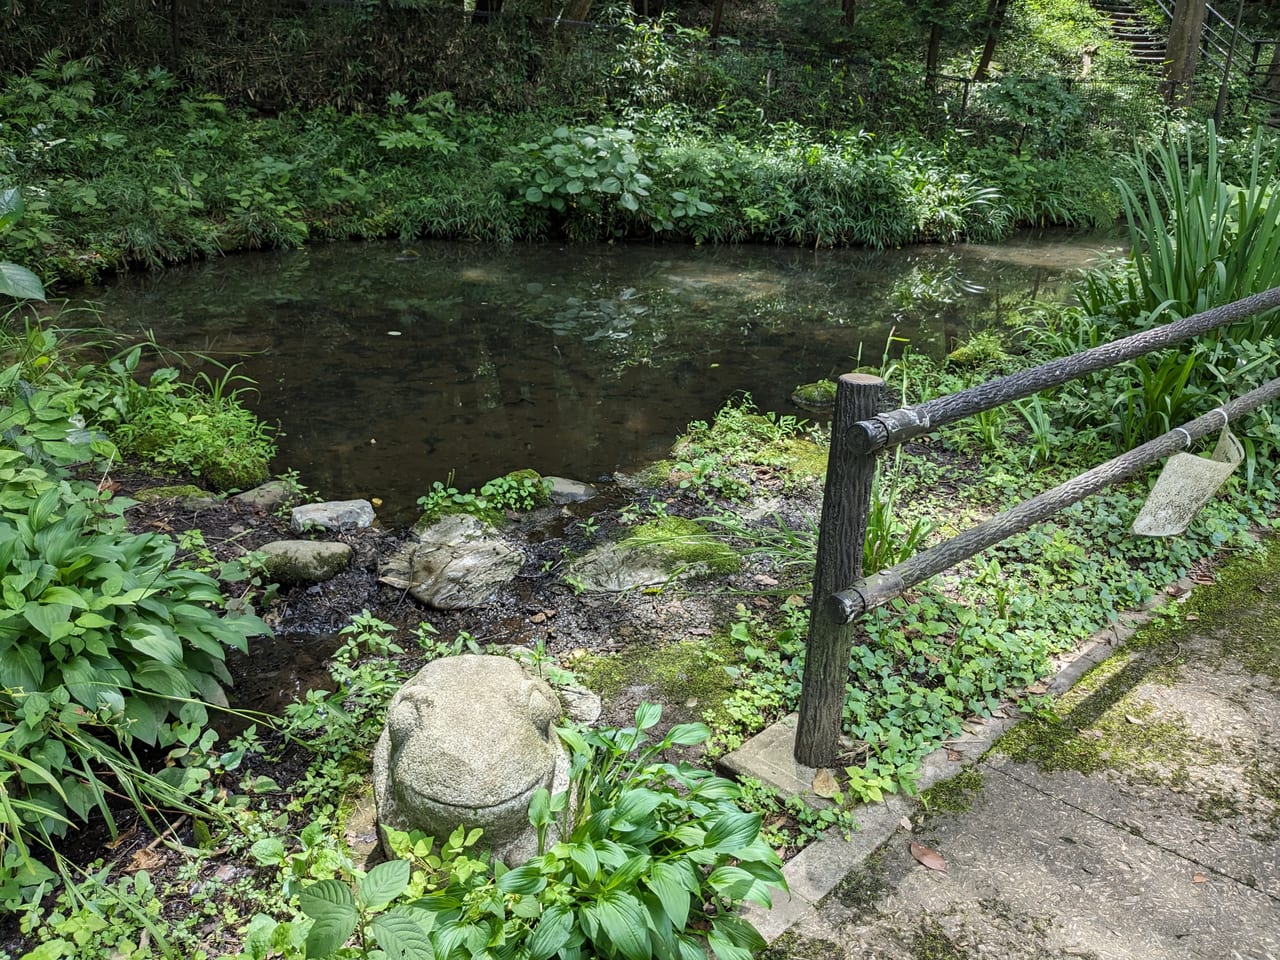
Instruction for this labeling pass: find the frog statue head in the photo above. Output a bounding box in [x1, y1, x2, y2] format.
[372, 654, 568, 865]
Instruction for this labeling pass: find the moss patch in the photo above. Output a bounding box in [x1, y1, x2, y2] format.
[790, 378, 837, 410]
[922, 768, 984, 816]
[770, 436, 829, 484]
[133, 484, 214, 502]
[1126, 537, 1280, 683]
[829, 851, 890, 912]
[910, 920, 972, 960]
[1001, 652, 1216, 783]
[573, 635, 736, 715]
[624, 516, 741, 575]
[946, 331, 1007, 369]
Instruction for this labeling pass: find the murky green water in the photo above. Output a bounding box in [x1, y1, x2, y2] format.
[87, 233, 1116, 520]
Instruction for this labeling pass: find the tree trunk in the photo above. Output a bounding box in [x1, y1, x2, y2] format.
[925, 22, 942, 90]
[842, 0, 856, 27]
[472, 0, 503, 26]
[974, 0, 1010, 80]
[711, 0, 725, 35]
[1166, 0, 1208, 103]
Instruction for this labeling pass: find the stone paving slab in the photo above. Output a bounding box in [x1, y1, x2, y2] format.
[744, 558, 1280, 959]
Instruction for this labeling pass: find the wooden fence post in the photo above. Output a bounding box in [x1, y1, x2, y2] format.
[794, 373, 884, 768]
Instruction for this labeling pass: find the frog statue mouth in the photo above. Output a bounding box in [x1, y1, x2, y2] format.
[392, 766, 554, 845]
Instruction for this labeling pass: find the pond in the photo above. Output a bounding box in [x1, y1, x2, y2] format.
[86, 232, 1117, 522]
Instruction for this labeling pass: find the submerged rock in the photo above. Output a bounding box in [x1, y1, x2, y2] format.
[379, 513, 524, 609]
[290, 499, 376, 532]
[544, 476, 598, 503]
[372, 654, 569, 865]
[258, 540, 353, 584]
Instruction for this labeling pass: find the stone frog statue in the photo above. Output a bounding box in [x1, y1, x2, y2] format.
[372, 654, 569, 865]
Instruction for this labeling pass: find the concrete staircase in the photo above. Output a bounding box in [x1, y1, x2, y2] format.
[1092, 0, 1167, 69]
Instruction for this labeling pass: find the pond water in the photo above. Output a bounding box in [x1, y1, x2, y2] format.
[86, 232, 1117, 522]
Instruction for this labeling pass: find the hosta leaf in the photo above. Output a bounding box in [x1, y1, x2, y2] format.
[124, 623, 184, 666]
[495, 862, 546, 896]
[703, 810, 761, 854]
[22, 603, 70, 639]
[526, 903, 572, 960]
[646, 862, 692, 930]
[633, 701, 661, 730]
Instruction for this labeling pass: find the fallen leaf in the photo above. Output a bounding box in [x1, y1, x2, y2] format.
[1184, 613, 1199, 622]
[1192, 873, 1207, 883]
[1124, 714, 1145, 726]
[753, 574, 779, 586]
[128, 848, 163, 872]
[812, 768, 840, 798]
[1027, 681, 1049, 695]
[910, 841, 947, 873]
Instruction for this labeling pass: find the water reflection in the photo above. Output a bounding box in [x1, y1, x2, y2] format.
[85, 234, 1115, 521]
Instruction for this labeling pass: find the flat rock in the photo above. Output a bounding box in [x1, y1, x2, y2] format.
[379, 513, 523, 609]
[544, 476, 598, 503]
[232, 480, 293, 511]
[258, 540, 353, 583]
[290, 499, 376, 532]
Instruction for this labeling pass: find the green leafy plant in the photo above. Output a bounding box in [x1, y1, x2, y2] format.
[0, 189, 46, 301]
[290, 703, 784, 960]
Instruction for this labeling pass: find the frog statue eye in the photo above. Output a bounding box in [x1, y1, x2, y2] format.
[524, 681, 561, 739]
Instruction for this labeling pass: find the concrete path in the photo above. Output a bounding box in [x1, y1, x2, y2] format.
[742, 546, 1280, 960]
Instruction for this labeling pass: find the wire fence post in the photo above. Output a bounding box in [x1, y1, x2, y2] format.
[795, 373, 884, 768]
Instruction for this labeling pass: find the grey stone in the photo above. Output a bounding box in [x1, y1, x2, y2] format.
[258, 540, 353, 584]
[567, 541, 673, 592]
[372, 655, 568, 865]
[379, 513, 523, 609]
[558, 684, 602, 725]
[232, 480, 293, 511]
[544, 476, 597, 503]
[290, 499, 376, 532]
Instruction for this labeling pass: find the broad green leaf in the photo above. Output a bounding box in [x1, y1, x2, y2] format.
[22, 603, 70, 639]
[587, 892, 649, 960]
[568, 841, 599, 883]
[633, 701, 661, 730]
[646, 862, 692, 930]
[707, 865, 759, 901]
[495, 862, 546, 896]
[0, 263, 46, 302]
[526, 902, 573, 960]
[702, 810, 761, 854]
[360, 859, 411, 908]
[370, 911, 434, 960]
[0, 644, 44, 690]
[711, 914, 767, 952]
[604, 853, 651, 892]
[124, 623, 184, 666]
[664, 722, 709, 746]
[0, 187, 23, 228]
[38, 586, 89, 610]
[299, 879, 358, 958]
[249, 837, 286, 866]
